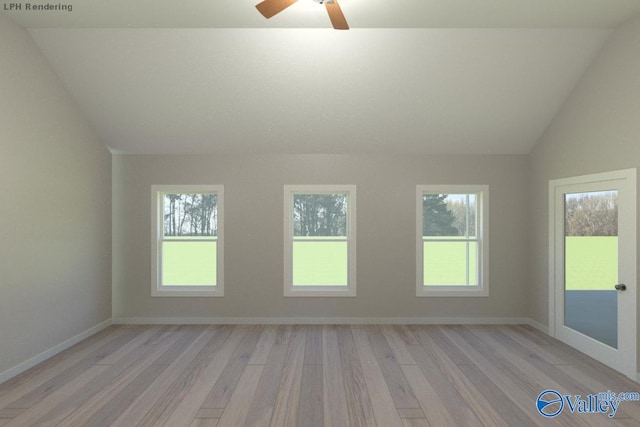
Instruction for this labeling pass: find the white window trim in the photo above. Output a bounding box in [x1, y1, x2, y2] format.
[416, 184, 489, 297]
[284, 185, 356, 297]
[151, 185, 224, 297]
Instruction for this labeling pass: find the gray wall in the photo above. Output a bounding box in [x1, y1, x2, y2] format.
[529, 15, 640, 329]
[113, 153, 529, 321]
[0, 15, 112, 377]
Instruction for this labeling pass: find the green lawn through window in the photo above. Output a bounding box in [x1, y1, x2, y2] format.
[565, 236, 617, 291]
[423, 241, 477, 286]
[162, 241, 217, 286]
[293, 241, 348, 286]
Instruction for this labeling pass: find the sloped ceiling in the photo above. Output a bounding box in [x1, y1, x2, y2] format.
[8, 0, 640, 29]
[6, 1, 640, 154]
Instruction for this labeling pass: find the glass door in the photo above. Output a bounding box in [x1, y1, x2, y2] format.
[550, 169, 636, 379]
[564, 190, 618, 348]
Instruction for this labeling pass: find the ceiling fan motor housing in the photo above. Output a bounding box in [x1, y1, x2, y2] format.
[312, 0, 335, 4]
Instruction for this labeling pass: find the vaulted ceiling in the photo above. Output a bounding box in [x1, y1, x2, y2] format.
[6, 1, 640, 154]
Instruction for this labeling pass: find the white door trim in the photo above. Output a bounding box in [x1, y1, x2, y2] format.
[548, 168, 637, 379]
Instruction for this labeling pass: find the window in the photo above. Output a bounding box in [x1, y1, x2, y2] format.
[151, 185, 223, 296]
[417, 185, 488, 296]
[284, 185, 356, 297]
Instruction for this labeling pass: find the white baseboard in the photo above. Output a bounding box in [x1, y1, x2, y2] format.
[0, 319, 112, 385]
[112, 316, 533, 326]
[524, 318, 549, 334]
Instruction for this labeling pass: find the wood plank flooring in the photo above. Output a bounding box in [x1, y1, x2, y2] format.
[1, 324, 639, 426]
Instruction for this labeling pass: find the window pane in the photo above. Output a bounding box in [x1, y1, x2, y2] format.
[565, 236, 617, 291]
[565, 191, 617, 237]
[164, 193, 217, 237]
[423, 193, 478, 237]
[564, 191, 618, 348]
[422, 194, 460, 237]
[448, 194, 476, 237]
[162, 241, 217, 286]
[423, 241, 477, 286]
[469, 241, 478, 284]
[293, 194, 347, 237]
[293, 241, 348, 285]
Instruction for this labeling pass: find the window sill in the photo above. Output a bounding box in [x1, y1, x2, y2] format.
[152, 286, 224, 297]
[285, 287, 356, 297]
[416, 286, 488, 297]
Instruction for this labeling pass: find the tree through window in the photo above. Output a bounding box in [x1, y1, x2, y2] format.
[285, 186, 356, 297]
[417, 185, 489, 297]
[164, 193, 218, 237]
[152, 185, 224, 297]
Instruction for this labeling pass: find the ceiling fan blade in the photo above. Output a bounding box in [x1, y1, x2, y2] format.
[256, 0, 298, 19]
[325, 0, 349, 30]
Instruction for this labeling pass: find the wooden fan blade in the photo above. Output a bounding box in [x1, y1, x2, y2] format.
[325, 0, 349, 30]
[256, 0, 298, 19]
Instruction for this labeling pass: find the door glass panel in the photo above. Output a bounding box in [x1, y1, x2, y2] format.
[564, 190, 618, 348]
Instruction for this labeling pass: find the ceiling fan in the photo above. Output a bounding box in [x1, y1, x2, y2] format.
[255, 0, 349, 30]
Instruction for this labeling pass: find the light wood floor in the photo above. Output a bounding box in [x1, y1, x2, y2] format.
[1, 324, 639, 426]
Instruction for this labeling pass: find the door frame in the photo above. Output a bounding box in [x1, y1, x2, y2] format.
[548, 168, 637, 379]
